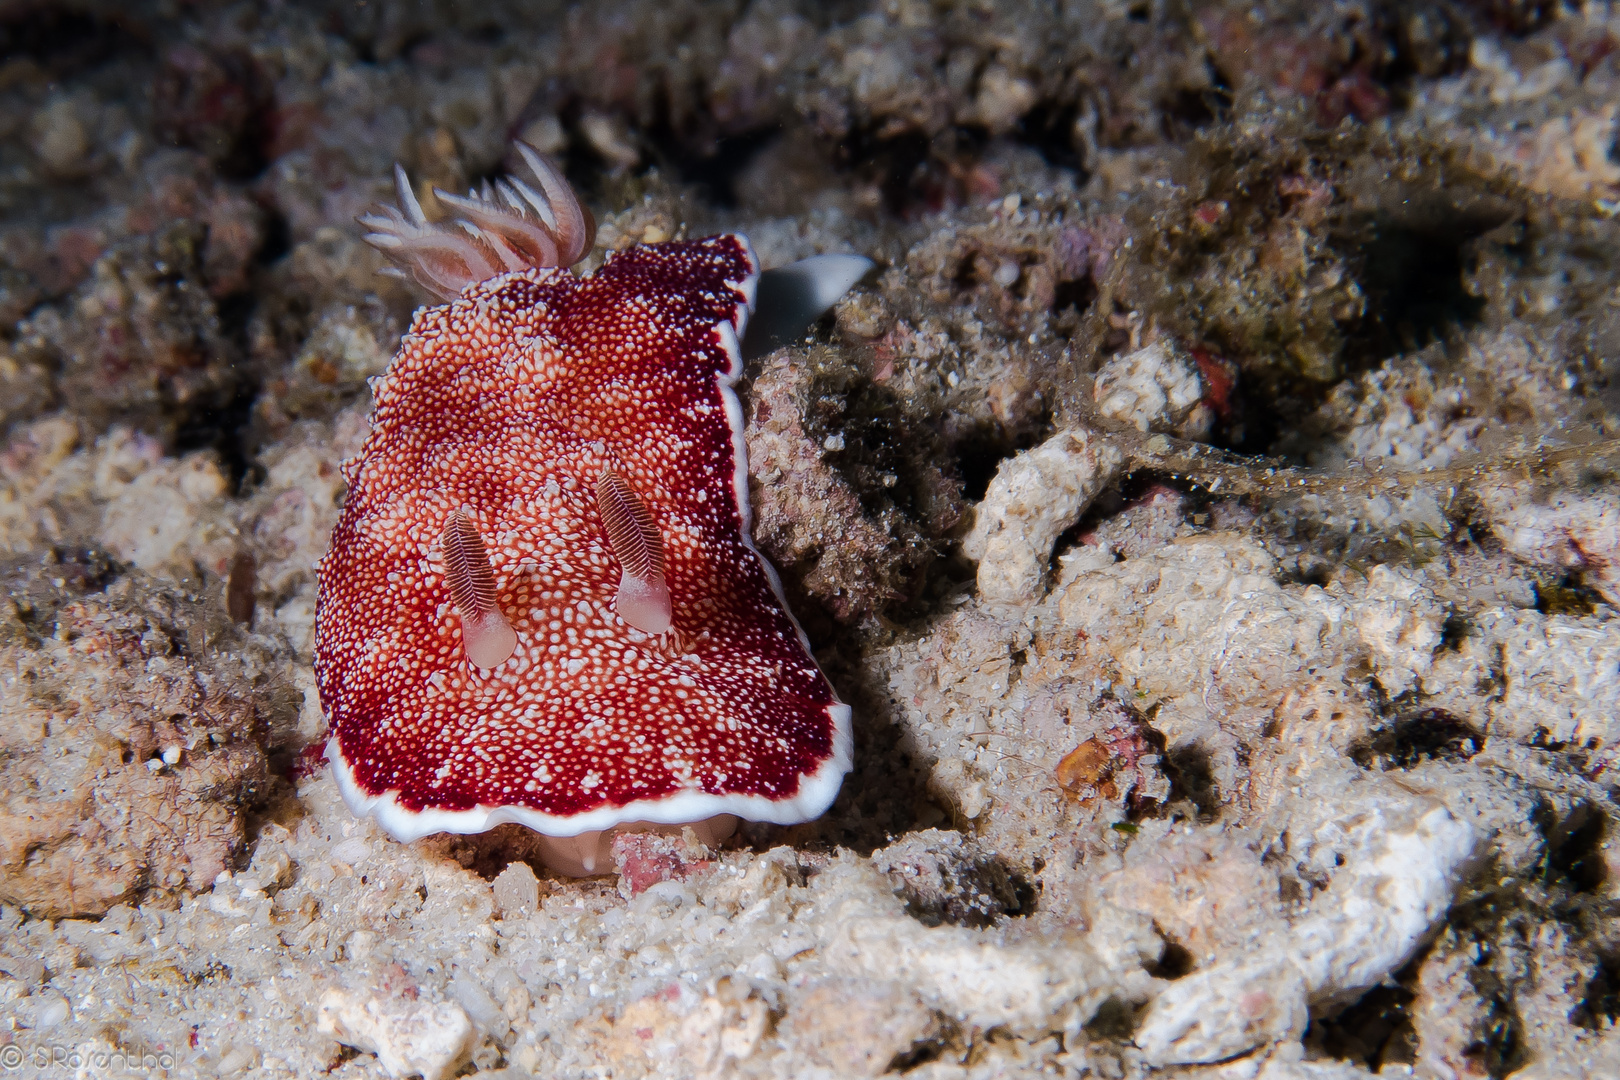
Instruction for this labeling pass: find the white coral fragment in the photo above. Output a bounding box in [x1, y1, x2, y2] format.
[1134, 774, 1476, 1066]
[1092, 340, 1211, 438]
[962, 426, 1124, 607]
[1478, 484, 1620, 605]
[1352, 564, 1445, 697]
[318, 986, 474, 1080]
[819, 879, 1160, 1037]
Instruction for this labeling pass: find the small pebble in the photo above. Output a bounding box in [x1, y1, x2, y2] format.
[491, 861, 541, 916]
[32, 98, 90, 177]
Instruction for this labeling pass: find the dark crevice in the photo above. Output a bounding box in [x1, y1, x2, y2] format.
[153, 45, 277, 181]
[1162, 82, 1232, 137]
[1351, 704, 1483, 770]
[1543, 802, 1607, 894]
[872, 131, 953, 219]
[887, 1029, 952, 1073]
[464, 22, 507, 47]
[649, 126, 782, 210]
[1533, 573, 1602, 617]
[822, 126, 992, 220]
[1014, 102, 1090, 176]
[1163, 742, 1220, 818]
[0, 4, 139, 76]
[1146, 936, 1194, 980]
[1350, 221, 1489, 361]
[1082, 996, 1141, 1041]
[805, 663, 948, 857]
[1458, 0, 1560, 36]
[1242, 190, 1512, 455]
[253, 205, 292, 268]
[1307, 982, 1419, 1072]
[1439, 612, 1472, 652]
[1333, 189, 1518, 379]
[1050, 273, 1098, 323]
[1462, 989, 1529, 1079]
[955, 419, 1049, 504]
[888, 854, 1036, 929]
[801, 0, 868, 31]
[172, 378, 260, 495]
[1571, 951, 1620, 1031]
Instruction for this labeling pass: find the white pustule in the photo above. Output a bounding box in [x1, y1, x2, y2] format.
[595, 467, 672, 635]
[441, 509, 518, 668]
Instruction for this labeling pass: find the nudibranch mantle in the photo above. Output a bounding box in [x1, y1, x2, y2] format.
[314, 158, 853, 872]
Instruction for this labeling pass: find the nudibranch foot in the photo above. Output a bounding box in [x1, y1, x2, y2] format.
[358, 141, 595, 299]
[532, 815, 738, 878]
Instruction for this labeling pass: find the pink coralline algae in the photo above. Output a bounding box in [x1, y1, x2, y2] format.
[314, 148, 853, 874]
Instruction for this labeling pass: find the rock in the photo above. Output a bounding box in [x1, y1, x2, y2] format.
[0, 419, 239, 578]
[1426, 607, 1620, 755]
[1092, 339, 1212, 439]
[1409, 941, 1494, 1080]
[1052, 534, 1354, 778]
[818, 864, 1160, 1037]
[0, 563, 285, 917]
[585, 978, 769, 1080]
[1247, 1048, 1382, 1079]
[1351, 564, 1446, 697]
[743, 346, 942, 623]
[96, 450, 232, 574]
[1089, 825, 1283, 970]
[490, 861, 541, 917]
[1405, 759, 1547, 879]
[962, 426, 1124, 607]
[1076, 483, 1189, 559]
[5, 4, 1619, 1075]
[1134, 772, 1476, 1065]
[585, 983, 690, 1077]
[1137, 959, 1313, 1067]
[777, 978, 943, 1077]
[872, 829, 1027, 928]
[318, 975, 475, 1080]
[675, 981, 769, 1079]
[1478, 485, 1620, 606]
[1278, 776, 1475, 1002]
[20, 226, 242, 439]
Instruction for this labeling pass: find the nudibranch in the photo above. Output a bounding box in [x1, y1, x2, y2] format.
[314, 144, 861, 875]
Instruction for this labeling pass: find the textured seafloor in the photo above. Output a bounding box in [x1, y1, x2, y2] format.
[3, 1, 1620, 1077]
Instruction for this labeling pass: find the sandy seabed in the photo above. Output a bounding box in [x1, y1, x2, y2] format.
[3, 1, 1620, 1077]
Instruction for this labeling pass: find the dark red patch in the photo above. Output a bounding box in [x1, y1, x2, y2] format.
[289, 742, 329, 783]
[1190, 347, 1239, 421]
[611, 831, 713, 896]
[1316, 70, 1392, 127]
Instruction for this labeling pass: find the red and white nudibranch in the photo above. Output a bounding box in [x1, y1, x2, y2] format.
[314, 144, 859, 875]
